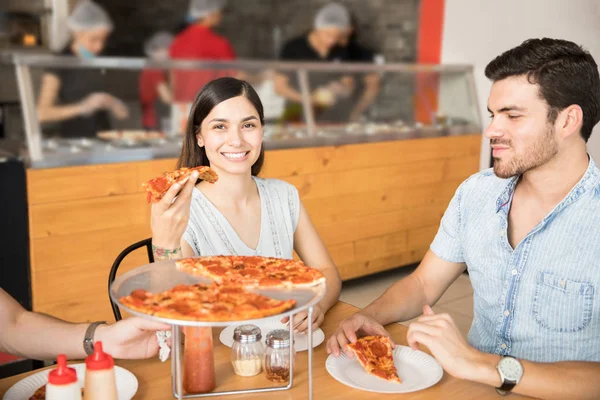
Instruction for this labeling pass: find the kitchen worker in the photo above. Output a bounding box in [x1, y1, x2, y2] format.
[36, 0, 129, 138]
[275, 2, 354, 122]
[0, 288, 168, 360]
[337, 12, 382, 122]
[170, 0, 235, 103]
[139, 31, 174, 130]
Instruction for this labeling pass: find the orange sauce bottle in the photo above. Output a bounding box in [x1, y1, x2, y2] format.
[183, 327, 216, 393]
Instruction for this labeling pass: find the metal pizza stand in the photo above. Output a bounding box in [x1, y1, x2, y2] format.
[110, 260, 326, 400]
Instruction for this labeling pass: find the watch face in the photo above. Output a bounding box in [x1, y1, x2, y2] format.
[500, 357, 523, 381]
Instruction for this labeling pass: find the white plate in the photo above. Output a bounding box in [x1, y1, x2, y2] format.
[219, 316, 325, 352]
[3, 364, 138, 400]
[326, 345, 443, 393]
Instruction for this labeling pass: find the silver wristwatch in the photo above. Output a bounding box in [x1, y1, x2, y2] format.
[496, 356, 524, 395]
[83, 321, 107, 355]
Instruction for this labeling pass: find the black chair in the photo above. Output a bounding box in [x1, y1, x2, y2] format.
[108, 238, 154, 321]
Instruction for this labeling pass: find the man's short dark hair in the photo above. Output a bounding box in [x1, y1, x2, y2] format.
[485, 38, 600, 142]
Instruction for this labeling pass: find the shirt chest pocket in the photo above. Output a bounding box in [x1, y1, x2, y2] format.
[532, 272, 595, 333]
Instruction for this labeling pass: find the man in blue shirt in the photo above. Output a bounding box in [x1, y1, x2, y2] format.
[327, 38, 600, 399]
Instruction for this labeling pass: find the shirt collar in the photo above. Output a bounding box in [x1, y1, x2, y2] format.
[495, 156, 600, 214]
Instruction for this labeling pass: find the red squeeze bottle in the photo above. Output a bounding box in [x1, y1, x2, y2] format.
[46, 354, 81, 400]
[83, 342, 118, 400]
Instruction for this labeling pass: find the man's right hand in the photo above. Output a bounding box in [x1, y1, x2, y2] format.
[326, 312, 393, 358]
[150, 171, 199, 249]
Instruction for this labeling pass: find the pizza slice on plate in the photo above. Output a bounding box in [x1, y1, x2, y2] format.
[346, 336, 402, 384]
[142, 166, 218, 203]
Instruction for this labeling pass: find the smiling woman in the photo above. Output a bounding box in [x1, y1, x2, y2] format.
[150, 77, 342, 334]
[177, 78, 265, 175]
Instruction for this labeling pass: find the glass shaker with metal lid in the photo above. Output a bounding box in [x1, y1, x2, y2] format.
[231, 325, 264, 377]
[264, 329, 295, 383]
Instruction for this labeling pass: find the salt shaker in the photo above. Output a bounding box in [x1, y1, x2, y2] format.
[264, 329, 295, 383]
[231, 325, 264, 377]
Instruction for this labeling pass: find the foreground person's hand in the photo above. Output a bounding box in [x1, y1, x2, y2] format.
[151, 171, 198, 249]
[326, 312, 393, 358]
[281, 304, 325, 334]
[407, 305, 491, 381]
[95, 317, 170, 359]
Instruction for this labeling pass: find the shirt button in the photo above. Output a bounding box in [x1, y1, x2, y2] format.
[560, 280, 566, 288]
[503, 310, 510, 317]
[500, 343, 507, 349]
[500, 230, 505, 236]
[256, 249, 261, 255]
[511, 269, 517, 276]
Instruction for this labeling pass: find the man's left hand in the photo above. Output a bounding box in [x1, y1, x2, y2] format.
[407, 305, 499, 382]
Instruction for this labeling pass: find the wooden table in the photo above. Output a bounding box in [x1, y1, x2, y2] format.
[0, 301, 531, 399]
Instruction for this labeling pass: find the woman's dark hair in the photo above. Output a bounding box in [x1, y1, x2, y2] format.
[485, 38, 600, 142]
[177, 77, 265, 175]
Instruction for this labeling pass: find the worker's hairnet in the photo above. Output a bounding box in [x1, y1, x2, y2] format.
[67, 0, 113, 32]
[314, 3, 350, 30]
[188, 0, 227, 20]
[144, 31, 174, 57]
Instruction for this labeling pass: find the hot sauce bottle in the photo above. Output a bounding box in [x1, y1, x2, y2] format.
[184, 327, 216, 393]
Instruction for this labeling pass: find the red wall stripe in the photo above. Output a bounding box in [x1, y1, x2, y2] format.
[415, 0, 445, 123]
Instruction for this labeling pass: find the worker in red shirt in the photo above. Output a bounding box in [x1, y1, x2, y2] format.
[170, 0, 235, 103]
[139, 31, 174, 130]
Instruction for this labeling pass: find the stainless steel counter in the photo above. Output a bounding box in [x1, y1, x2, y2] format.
[4, 53, 483, 168]
[24, 124, 480, 169]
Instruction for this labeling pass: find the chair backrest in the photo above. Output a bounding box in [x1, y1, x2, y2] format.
[108, 238, 154, 321]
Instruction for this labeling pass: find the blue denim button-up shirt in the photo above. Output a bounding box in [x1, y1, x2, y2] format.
[431, 157, 600, 362]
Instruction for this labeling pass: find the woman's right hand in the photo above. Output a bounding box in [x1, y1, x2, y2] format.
[151, 171, 199, 249]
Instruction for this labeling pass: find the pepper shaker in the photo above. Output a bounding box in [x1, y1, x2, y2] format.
[264, 329, 295, 383]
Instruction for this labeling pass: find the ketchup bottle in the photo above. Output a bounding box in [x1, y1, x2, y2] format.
[46, 354, 81, 400]
[83, 341, 117, 400]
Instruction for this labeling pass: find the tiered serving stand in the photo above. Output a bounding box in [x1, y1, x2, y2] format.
[110, 260, 326, 400]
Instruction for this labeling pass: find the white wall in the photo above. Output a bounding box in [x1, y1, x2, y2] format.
[441, 0, 600, 169]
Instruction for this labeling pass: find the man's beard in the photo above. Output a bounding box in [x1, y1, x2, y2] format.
[492, 126, 558, 179]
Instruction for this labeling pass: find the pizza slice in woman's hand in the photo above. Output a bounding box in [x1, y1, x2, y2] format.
[143, 166, 218, 203]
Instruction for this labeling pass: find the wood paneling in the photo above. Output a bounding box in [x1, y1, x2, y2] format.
[27, 134, 481, 321]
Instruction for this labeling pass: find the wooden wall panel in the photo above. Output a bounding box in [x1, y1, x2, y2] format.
[27, 134, 481, 321]
[339, 247, 430, 281]
[26, 163, 139, 204]
[262, 134, 481, 178]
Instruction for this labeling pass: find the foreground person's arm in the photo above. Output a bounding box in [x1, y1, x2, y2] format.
[0, 288, 168, 360]
[407, 305, 600, 400]
[326, 250, 466, 356]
